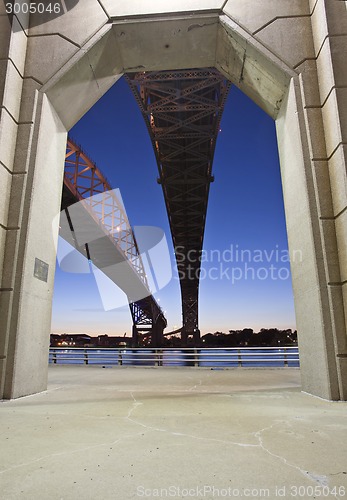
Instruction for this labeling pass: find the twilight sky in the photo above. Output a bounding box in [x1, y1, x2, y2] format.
[51, 76, 296, 336]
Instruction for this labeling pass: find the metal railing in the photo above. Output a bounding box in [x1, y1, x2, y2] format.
[48, 347, 299, 368]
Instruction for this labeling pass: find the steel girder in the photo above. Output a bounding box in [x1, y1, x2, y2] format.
[127, 69, 230, 344]
[62, 139, 166, 343]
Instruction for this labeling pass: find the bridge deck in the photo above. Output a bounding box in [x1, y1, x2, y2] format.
[1, 367, 346, 499]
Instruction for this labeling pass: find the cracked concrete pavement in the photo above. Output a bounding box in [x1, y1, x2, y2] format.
[0, 366, 346, 499]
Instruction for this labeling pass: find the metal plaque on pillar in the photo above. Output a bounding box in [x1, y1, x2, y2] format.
[34, 258, 49, 283]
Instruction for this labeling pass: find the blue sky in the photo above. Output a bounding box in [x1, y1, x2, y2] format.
[51, 76, 296, 336]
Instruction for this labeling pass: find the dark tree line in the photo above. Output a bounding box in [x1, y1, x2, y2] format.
[200, 328, 297, 347]
[163, 328, 297, 347]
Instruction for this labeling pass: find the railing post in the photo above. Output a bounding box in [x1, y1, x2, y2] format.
[118, 350, 123, 366]
[154, 349, 162, 366]
[194, 348, 199, 367]
[284, 347, 288, 367]
[52, 349, 57, 364]
[84, 349, 88, 365]
[238, 349, 242, 367]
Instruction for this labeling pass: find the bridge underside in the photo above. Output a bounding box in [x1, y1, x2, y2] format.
[127, 69, 230, 344]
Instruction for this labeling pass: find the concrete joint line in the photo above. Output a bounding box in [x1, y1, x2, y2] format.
[310, 0, 320, 17]
[328, 33, 347, 38]
[96, 0, 111, 20]
[0, 161, 27, 177]
[0, 224, 20, 230]
[0, 57, 24, 79]
[81, 20, 110, 52]
[13, 13, 28, 34]
[27, 32, 80, 49]
[323, 85, 347, 107]
[327, 142, 347, 161]
[40, 24, 112, 93]
[304, 85, 339, 110]
[0, 162, 14, 176]
[315, 33, 347, 62]
[311, 142, 347, 161]
[0, 106, 24, 127]
[304, 86, 346, 111]
[3, 58, 25, 79]
[24, 74, 43, 86]
[293, 57, 316, 70]
[220, 13, 254, 41]
[253, 14, 312, 36]
[0, 106, 34, 127]
[23, 75, 42, 87]
[333, 206, 347, 221]
[220, 15, 297, 78]
[315, 35, 330, 60]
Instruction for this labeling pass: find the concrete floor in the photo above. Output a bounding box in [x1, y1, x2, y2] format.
[0, 367, 346, 500]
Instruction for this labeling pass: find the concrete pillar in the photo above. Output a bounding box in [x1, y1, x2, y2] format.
[220, 0, 347, 399]
[0, 9, 67, 397]
[0, 8, 29, 398]
[310, 0, 347, 398]
[276, 79, 343, 400]
[0, 91, 67, 399]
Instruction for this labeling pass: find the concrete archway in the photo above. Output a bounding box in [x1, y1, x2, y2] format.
[0, 0, 346, 400]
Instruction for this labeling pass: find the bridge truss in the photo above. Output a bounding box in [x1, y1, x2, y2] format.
[127, 69, 230, 345]
[62, 138, 167, 345]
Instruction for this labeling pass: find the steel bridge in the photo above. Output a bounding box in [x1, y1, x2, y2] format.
[61, 138, 167, 346]
[60, 68, 230, 347]
[127, 68, 230, 345]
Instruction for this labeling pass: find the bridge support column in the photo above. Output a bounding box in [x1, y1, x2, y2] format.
[193, 328, 201, 345]
[150, 325, 157, 347]
[149, 321, 164, 348]
[0, 90, 67, 399]
[132, 325, 139, 347]
[181, 328, 188, 347]
[0, 12, 67, 398]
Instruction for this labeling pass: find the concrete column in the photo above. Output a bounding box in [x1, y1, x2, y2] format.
[0, 90, 67, 399]
[0, 7, 29, 398]
[220, 0, 347, 399]
[276, 76, 346, 400]
[304, 0, 347, 398]
[312, 0, 347, 396]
